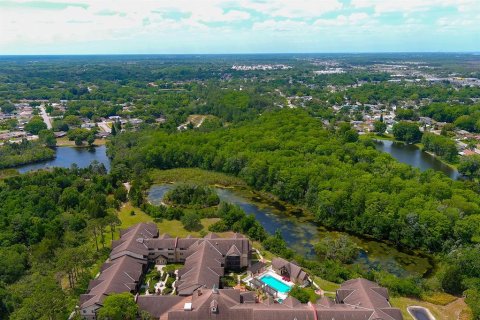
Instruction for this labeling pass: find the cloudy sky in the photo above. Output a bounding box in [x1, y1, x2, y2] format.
[0, 0, 479, 54]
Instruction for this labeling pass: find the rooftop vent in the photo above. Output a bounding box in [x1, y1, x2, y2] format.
[184, 303, 192, 311]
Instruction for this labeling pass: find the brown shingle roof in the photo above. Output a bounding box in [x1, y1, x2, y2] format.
[111, 222, 158, 260]
[80, 255, 146, 309]
[248, 261, 266, 274]
[136, 295, 187, 318]
[337, 278, 392, 309]
[176, 241, 224, 296]
[271, 258, 308, 282]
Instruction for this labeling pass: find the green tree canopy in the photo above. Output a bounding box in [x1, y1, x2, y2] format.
[38, 129, 57, 147]
[392, 121, 422, 143]
[97, 292, 138, 320]
[25, 116, 47, 135]
[373, 120, 387, 134]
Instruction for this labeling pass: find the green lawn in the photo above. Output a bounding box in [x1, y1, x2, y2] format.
[390, 296, 472, 320]
[56, 136, 106, 147]
[117, 202, 220, 237]
[363, 133, 395, 141]
[150, 168, 246, 187]
[313, 276, 341, 292]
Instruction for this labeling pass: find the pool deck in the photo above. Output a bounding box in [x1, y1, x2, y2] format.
[244, 267, 294, 300]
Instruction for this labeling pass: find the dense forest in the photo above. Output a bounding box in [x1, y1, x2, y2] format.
[0, 140, 55, 169]
[0, 164, 125, 319]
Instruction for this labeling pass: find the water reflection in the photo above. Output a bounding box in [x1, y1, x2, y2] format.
[148, 184, 432, 277]
[17, 145, 111, 173]
[375, 140, 460, 180]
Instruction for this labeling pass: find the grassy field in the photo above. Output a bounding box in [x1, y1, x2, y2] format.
[0, 168, 19, 180]
[366, 133, 396, 141]
[56, 137, 107, 147]
[421, 292, 458, 306]
[117, 202, 221, 237]
[313, 276, 341, 292]
[150, 168, 246, 187]
[390, 296, 472, 320]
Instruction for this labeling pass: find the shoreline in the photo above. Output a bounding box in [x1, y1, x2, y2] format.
[373, 136, 460, 173]
[147, 175, 435, 278]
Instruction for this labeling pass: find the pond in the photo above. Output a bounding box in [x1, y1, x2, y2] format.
[375, 140, 460, 180]
[148, 184, 433, 278]
[408, 306, 436, 320]
[16, 145, 111, 173]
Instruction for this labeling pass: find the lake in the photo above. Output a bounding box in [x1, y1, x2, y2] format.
[148, 184, 433, 278]
[375, 139, 460, 180]
[17, 145, 111, 173]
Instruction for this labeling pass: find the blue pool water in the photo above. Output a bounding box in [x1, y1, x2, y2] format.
[260, 275, 292, 293]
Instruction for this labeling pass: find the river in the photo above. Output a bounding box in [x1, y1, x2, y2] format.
[16, 145, 111, 173]
[374, 140, 460, 180]
[148, 184, 433, 278]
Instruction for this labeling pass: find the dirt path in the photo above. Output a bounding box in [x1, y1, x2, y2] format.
[444, 298, 470, 320]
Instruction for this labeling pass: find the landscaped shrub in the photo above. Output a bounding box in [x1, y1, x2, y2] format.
[289, 286, 318, 303]
[165, 276, 175, 289]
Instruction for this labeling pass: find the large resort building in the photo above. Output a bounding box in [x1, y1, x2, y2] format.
[79, 222, 403, 320]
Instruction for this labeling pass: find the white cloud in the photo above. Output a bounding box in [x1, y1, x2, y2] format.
[313, 13, 370, 27]
[0, 0, 478, 53]
[351, 0, 480, 13]
[0, 0, 254, 46]
[252, 19, 307, 32]
[241, 0, 343, 18]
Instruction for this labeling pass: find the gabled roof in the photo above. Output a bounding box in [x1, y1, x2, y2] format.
[176, 241, 225, 296]
[80, 255, 146, 309]
[111, 222, 158, 259]
[337, 278, 392, 309]
[271, 258, 308, 281]
[316, 296, 335, 308]
[248, 261, 266, 274]
[136, 295, 187, 318]
[281, 296, 301, 308]
[226, 244, 241, 256]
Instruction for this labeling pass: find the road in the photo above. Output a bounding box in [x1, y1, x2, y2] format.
[39, 105, 52, 129]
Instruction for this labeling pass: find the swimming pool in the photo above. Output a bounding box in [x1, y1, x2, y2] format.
[259, 274, 292, 293]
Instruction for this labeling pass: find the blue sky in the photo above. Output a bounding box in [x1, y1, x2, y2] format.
[0, 0, 479, 54]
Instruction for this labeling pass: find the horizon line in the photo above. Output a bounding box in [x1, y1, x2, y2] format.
[1, 51, 480, 57]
